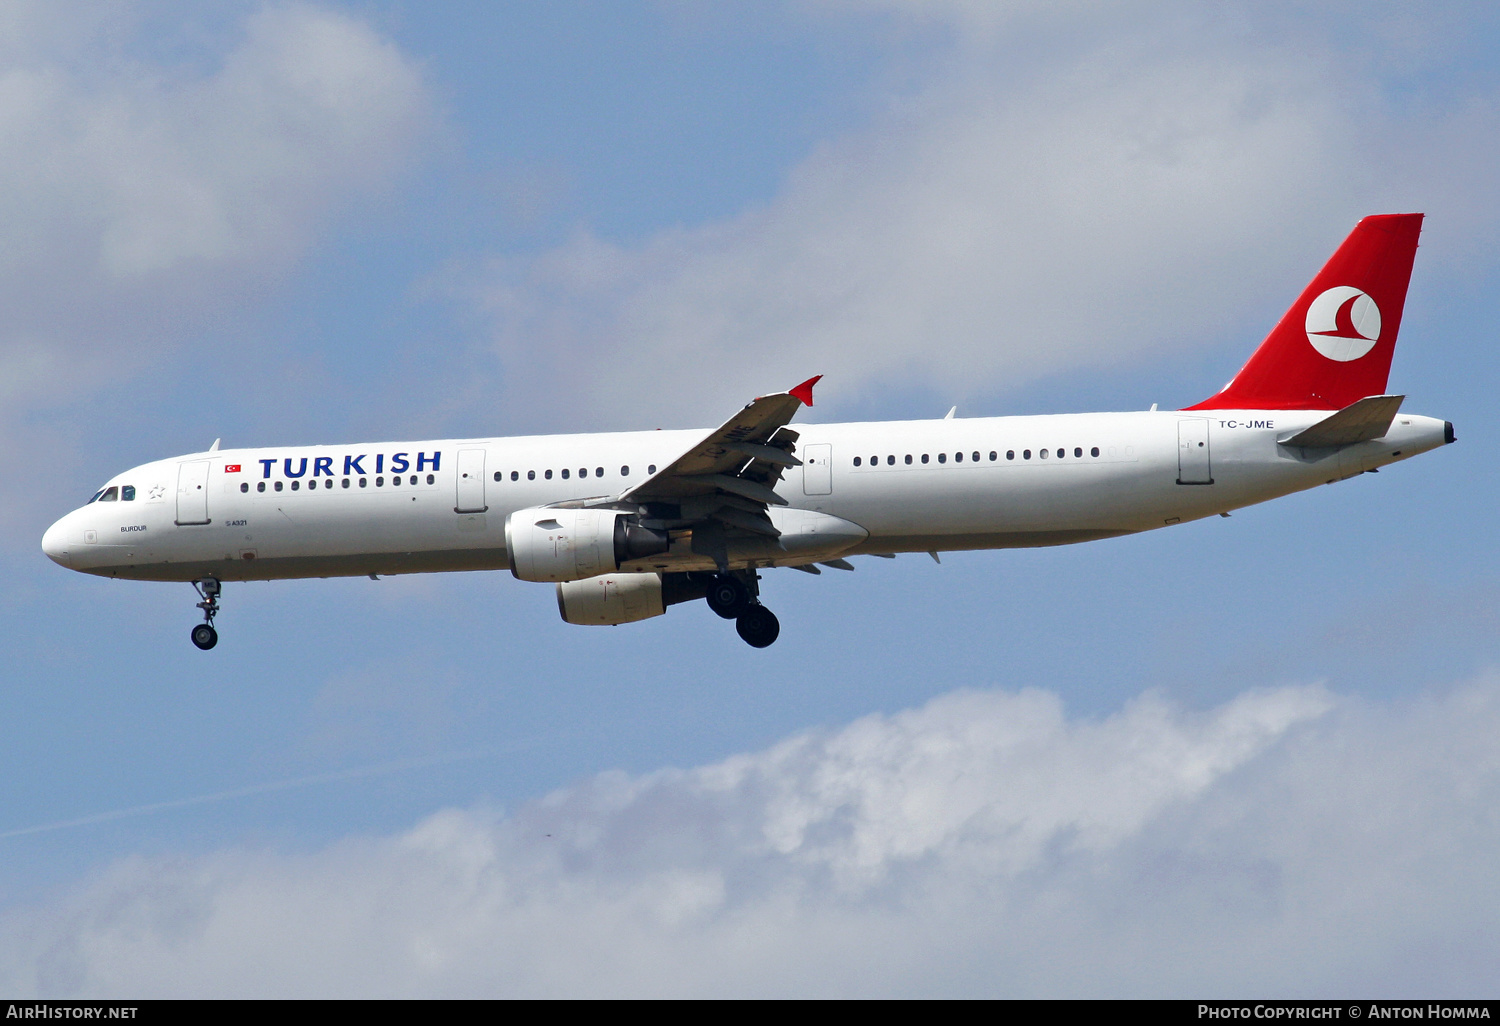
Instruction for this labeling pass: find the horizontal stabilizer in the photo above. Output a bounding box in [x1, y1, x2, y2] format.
[1278, 395, 1404, 448]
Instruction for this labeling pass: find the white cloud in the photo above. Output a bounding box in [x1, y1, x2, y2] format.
[0, 2, 428, 401]
[4, 675, 1498, 997]
[464, 5, 1500, 426]
[0, 1, 430, 536]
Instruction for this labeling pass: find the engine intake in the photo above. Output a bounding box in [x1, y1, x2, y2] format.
[506, 508, 670, 583]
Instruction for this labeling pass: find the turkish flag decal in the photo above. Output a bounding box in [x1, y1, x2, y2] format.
[224, 464, 241, 473]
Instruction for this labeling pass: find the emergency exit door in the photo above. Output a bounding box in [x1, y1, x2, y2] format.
[802, 443, 832, 495]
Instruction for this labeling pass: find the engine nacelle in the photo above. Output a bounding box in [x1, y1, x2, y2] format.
[556, 572, 666, 625]
[505, 507, 671, 583]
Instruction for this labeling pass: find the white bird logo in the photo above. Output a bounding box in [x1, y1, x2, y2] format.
[1305, 286, 1381, 362]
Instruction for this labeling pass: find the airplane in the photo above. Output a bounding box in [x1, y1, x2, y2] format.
[41, 213, 1453, 650]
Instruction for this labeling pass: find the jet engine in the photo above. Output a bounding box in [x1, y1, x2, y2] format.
[505, 507, 671, 583]
[556, 572, 666, 625]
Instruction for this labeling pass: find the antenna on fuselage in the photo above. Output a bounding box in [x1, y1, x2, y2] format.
[944, 407, 956, 420]
[208, 438, 221, 452]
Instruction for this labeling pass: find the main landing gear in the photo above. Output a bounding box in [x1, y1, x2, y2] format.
[190, 578, 221, 650]
[705, 571, 780, 649]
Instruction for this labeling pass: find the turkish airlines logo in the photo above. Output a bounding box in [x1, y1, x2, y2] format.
[1305, 286, 1381, 362]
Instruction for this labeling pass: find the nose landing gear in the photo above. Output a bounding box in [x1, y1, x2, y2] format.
[190, 578, 221, 650]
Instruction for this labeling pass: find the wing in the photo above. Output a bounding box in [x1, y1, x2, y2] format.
[618, 376, 820, 545]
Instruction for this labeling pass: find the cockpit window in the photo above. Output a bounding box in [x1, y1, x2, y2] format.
[121, 485, 136, 501]
[98, 486, 119, 502]
[88, 490, 105, 504]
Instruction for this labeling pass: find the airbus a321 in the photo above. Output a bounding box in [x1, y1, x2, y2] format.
[42, 213, 1453, 649]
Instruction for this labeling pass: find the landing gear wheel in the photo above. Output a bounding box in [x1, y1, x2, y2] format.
[190, 578, 222, 650]
[736, 605, 780, 648]
[705, 573, 750, 619]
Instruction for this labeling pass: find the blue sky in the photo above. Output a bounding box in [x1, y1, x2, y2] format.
[1, 0, 1498, 997]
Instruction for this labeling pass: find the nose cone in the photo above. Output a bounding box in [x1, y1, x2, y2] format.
[41, 517, 71, 568]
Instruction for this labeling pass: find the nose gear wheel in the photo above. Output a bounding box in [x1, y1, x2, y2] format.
[190, 578, 221, 650]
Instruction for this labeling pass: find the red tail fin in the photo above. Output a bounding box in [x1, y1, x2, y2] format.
[1186, 213, 1423, 411]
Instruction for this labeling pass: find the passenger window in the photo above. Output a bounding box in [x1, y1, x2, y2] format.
[989, 451, 997, 461]
[258, 482, 266, 493]
[853, 457, 862, 467]
[1040, 449, 1049, 459]
[275, 481, 284, 492]
[579, 468, 587, 478]
[100, 486, 118, 502]
[938, 453, 947, 464]
[561, 469, 570, 479]
[887, 455, 894, 465]
[620, 466, 629, 476]
[121, 485, 136, 501]
[1091, 447, 1100, 457]
[648, 465, 657, 474]
[972, 452, 980, 462]
[905, 455, 912, 465]
[493, 472, 501, 482]
[376, 477, 384, 487]
[341, 479, 350, 489]
[921, 454, 929, 464]
[392, 475, 401, 487]
[1007, 450, 1015, 460]
[292, 480, 300, 490]
[528, 470, 536, 481]
[359, 478, 367, 488]
[954, 452, 963, 463]
[513, 471, 520, 481]
[1074, 447, 1083, 458]
[426, 474, 435, 485]
[239, 483, 248, 493]
[596, 467, 604, 478]
[546, 470, 554, 480]
[1023, 450, 1031, 460]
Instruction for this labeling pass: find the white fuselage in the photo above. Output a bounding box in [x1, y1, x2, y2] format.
[41, 409, 1451, 583]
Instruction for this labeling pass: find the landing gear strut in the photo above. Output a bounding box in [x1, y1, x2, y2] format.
[705, 571, 781, 648]
[190, 578, 220, 650]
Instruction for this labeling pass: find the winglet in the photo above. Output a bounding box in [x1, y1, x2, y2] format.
[789, 375, 822, 407]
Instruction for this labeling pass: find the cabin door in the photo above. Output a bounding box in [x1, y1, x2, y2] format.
[1176, 419, 1214, 485]
[175, 460, 212, 525]
[455, 449, 488, 513]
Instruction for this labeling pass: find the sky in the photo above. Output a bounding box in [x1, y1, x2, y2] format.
[1, 0, 1498, 998]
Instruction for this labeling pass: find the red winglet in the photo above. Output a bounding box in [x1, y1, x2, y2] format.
[788, 375, 822, 407]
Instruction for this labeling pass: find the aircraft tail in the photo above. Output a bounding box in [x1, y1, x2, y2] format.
[1185, 213, 1423, 411]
